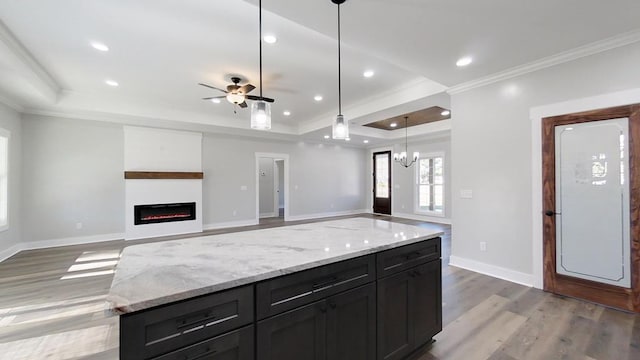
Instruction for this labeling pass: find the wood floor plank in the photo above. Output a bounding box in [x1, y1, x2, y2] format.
[2, 214, 639, 360]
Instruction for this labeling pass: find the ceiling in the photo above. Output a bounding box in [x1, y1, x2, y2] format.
[1, 0, 639, 146]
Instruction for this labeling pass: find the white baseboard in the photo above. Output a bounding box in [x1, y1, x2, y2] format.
[0, 232, 125, 263]
[24, 233, 125, 250]
[449, 255, 534, 287]
[0, 243, 22, 262]
[286, 209, 367, 222]
[392, 212, 452, 225]
[259, 212, 276, 219]
[203, 219, 259, 231]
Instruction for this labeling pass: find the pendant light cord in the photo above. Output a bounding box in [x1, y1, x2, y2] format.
[259, 0, 263, 98]
[337, 3, 342, 115]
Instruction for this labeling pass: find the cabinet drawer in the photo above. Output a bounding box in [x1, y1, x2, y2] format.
[256, 255, 375, 320]
[153, 325, 254, 360]
[376, 238, 440, 278]
[120, 285, 254, 360]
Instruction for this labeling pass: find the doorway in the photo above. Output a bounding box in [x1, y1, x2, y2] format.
[541, 104, 640, 312]
[256, 153, 289, 223]
[373, 151, 392, 215]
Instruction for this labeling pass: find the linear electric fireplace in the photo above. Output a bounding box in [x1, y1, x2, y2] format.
[134, 202, 196, 225]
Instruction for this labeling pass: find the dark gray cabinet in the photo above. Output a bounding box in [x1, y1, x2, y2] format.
[377, 258, 442, 360]
[257, 283, 376, 360]
[120, 285, 254, 360]
[119, 238, 441, 360]
[153, 325, 254, 360]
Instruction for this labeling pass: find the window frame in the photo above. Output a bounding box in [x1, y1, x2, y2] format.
[0, 127, 9, 232]
[414, 151, 445, 217]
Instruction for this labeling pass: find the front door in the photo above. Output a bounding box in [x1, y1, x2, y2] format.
[373, 151, 392, 215]
[541, 104, 640, 312]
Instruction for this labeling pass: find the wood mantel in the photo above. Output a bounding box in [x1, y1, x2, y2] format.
[124, 171, 204, 180]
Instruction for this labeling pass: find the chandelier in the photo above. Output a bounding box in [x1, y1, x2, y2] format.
[393, 116, 419, 168]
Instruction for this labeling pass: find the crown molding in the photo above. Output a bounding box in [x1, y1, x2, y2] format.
[0, 19, 61, 102]
[0, 93, 25, 112]
[447, 29, 640, 95]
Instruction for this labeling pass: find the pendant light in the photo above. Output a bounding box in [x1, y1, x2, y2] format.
[331, 0, 348, 139]
[251, 0, 271, 130]
[394, 116, 419, 168]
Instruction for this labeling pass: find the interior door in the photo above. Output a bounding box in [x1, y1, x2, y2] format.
[373, 151, 392, 215]
[542, 104, 640, 312]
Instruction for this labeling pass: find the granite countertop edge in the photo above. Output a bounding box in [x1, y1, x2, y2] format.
[105, 231, 443, 316]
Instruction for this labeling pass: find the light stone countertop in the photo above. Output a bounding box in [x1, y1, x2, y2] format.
[106, 218, 443, 315]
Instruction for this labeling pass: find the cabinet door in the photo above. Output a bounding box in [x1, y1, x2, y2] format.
[152, 325, 254, 360]
[257, 300, 326, 360]
[377, 270, 414, 360]
[326, 283, 376, 360]
[412, 260, 442, 348]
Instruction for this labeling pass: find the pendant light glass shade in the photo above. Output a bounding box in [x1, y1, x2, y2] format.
[251, 100, 271, 130]
[332, 114, 349, 139]
[331, 0, 348, 140]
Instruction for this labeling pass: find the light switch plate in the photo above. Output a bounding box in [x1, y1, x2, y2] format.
[460, 189, 473, 199]
[240, 185, 247, 191]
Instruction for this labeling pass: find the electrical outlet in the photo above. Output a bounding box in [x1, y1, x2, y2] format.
[401, 204, 405, 209]
[76, 222, 83, 230]
[480, 242, 487, 252]
[232, 210, 237, 216]
[240, 185, 247, 191]
[330, 204, 334, 209]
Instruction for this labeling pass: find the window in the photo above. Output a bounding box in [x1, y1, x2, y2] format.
[415, 154, 444, 216]
[0, 128, 8, 231]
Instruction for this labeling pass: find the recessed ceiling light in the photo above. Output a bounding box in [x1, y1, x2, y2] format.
[324, 135, 330, 139]
[283, 110, 291, 116]
[456, 56, 473, 67]
[314, 95, 323, 101]
[263, 35, 277, 44]
[345, 137, 351, 141]
[363, 140, 369, 144]
[441, 110, 450, 116]
[363, 70, 374, 78]
[105, 79, 119, 87]
[211, 98, 221, 104]
[390, 122, 397, 128]
[91, 42, 109, 52]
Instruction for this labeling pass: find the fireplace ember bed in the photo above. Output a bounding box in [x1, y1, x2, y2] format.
[134, 202, 196, 225]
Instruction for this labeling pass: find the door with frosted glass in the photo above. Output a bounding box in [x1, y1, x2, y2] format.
[542, 104, 640, 312]
[373, 151, 391, 215]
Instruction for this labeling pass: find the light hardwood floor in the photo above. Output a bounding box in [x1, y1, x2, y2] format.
[0, 215, 638, 359]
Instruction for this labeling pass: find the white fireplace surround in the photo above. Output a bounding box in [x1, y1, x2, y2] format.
[124, 126, 203, 240]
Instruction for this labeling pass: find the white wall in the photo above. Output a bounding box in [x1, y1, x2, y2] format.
[258, 157, 275, 217]
[202, 134, 367, 225]
[19, 115, 367, 244]
[276, 160, 284, 209]
[450, 41, 640, 283]
[21, 115, 125, 243]
[0, 103, 21, 258]
[392, 137, 452, 221]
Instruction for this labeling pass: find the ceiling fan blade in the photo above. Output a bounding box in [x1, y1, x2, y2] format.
[239, 101, 248, 108]
[198, 83, 227, 93]
[202, 96, 226, 100]
[238, 84, 255, 94]
[246, 95, 275, 103]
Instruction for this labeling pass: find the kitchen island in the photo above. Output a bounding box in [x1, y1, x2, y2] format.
[107, 218, 443, 360]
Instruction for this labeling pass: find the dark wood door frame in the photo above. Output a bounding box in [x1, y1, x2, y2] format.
[373, 151, 392, 215]
[542, 104, 640, 312]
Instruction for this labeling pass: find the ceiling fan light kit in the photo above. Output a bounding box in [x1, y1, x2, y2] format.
[394, 116, 419, 168]
[331, 0, 349, 140]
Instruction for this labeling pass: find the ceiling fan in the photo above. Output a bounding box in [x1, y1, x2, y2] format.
[199, 77, 274, 111]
